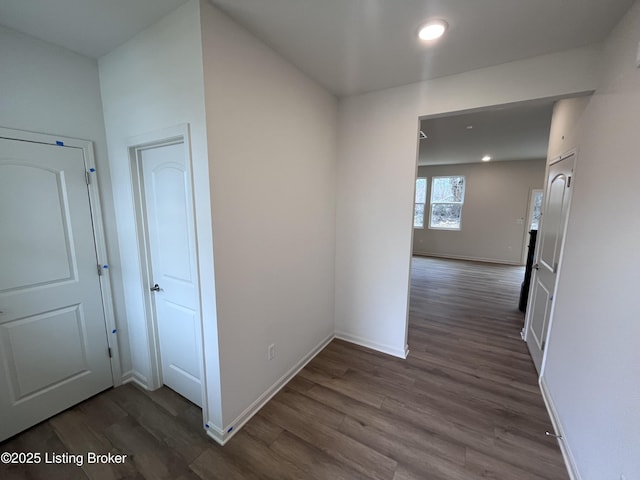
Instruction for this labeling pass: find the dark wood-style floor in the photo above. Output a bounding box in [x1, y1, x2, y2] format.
[1, 256, 568, 480]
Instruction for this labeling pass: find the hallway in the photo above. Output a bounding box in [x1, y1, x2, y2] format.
[407, 256, 566, 478]
[0, 257, 568, 480]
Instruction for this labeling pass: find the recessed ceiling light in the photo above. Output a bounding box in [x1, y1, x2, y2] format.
[466, 125, 474, 130]
[418, 20, 448, 42]
[482, 155, 492, 162]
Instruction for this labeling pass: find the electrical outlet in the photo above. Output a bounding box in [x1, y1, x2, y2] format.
[268, 344, 275, 360]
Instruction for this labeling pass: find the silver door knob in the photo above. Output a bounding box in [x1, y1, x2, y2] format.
[150, 284, 160, 292]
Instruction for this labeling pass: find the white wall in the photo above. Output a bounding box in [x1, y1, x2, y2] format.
[541, 3, 640, 478]
[99, 0, 337, 439]
[199, 1, 338, 432]
[413, 159, 545, 264]
[98, 0, 222, 426]
[546, 97, 591, 160]
[335, 46, 600, 357]
[0, 26, 130, 376]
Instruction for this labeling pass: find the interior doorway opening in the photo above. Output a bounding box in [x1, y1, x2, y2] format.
[408, 99, 556, 372]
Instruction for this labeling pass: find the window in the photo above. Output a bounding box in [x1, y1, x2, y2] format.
[414, 178, 427, 228]
[530, 190, 543, 230]
[429, 176, 465, 230]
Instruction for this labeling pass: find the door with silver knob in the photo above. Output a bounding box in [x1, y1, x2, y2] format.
[139, 141, 202, 407]
[0, 137, 112, 440]
[525, 152, 575, 373]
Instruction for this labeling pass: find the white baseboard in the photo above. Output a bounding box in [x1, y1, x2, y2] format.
[206, 332, 335, 445]
[413, 251, 523, 266]
[121, 370, 150, 390]
[539, 376, 581, 480]
[335, 331, 408, 359]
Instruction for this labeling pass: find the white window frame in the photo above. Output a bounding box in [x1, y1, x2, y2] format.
[414, 177, 427, 229]
[429, 175, 465, 231]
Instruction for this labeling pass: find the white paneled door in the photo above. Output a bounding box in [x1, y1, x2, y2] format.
[526, 152, 575, 373]
[0, 138, 112, 441]
[140, 142, 202, 407]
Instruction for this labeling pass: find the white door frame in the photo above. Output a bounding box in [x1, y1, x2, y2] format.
[521, 188, 544, 265]
[127, 124, 206, 400]
[523, 149, 577, 376]
[0, 126, 122, 385]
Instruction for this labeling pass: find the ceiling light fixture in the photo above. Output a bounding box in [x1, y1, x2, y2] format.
[418, 20, 448, 42]
[482, 155, 492, 162]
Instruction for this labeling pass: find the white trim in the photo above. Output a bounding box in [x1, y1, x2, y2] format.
[125, 124, 187, 150]
[335, 331, 409, 359]
[121, 370, 150, 391]
[206, 333, 335, 445]
[126, 123, 209, 418]
[0, 126, 121, 386]
[413, 176, 428, 229]
[523, 149, 577, 377]
[539, 376, 581, 480]
[413, 251, 523, 266]
[539, 150, 577, 374]
[522, 188, 544, 264]
[83, 139, 123, 385]
[427, 225, 462, 231]
[129, 136, 184, 392]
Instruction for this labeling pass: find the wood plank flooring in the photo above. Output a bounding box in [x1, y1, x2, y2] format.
[1, 256, 567, 479]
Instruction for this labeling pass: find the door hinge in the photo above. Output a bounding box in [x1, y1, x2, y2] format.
[520, 329, 525, 340]
[97, 264, 103, 276]
[85, 171, 91, 185]
[567, 176, 571, 188]
[108, 347, 112, 358]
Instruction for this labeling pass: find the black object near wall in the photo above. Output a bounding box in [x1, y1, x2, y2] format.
[519, 230, 538, 312]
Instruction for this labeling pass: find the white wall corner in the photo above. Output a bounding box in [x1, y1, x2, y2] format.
[204, 422, 228, 445]
[335, 331, 409, 359]
[205, 333, 335, 445]
[121, 370, 151, 391]
[539, 376, 582, 480]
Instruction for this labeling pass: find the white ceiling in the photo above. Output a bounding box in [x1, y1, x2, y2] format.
[208, 0, 633, 96]
[0, 0, 189, 58]
[418, 101, 554, 166]
[0, 0, 632, 96]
